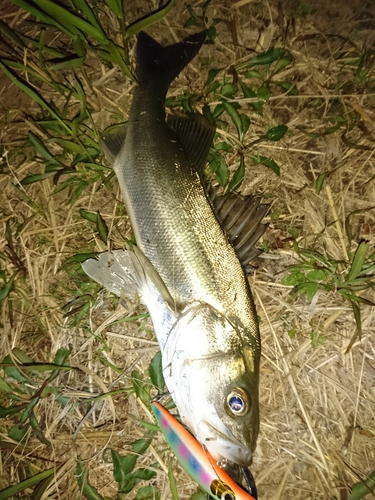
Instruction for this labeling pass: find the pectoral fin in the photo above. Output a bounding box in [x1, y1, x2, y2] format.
[82, 246, 177, 315]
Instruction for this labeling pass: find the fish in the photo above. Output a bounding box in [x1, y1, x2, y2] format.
[151, 400, 257, 500]
[82, 31, 268, 467]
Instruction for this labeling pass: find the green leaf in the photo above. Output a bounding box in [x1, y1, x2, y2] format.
[9, 0, 78, 37]
[220, 83, 238, 98]
[96, 211, 109, 244]
[104, 0, 123, 18]
[190, 492, 206, 500]
[274, 56, 293, 72]
[227, 156, 245, 193]
[0, 272, 17, 301]
[75, 459, 105, 500]
[207, 150, 229, 186]
[206, 68, 221, 87]
[8, 424, 28, 443]
[257, 84, 271, 104]
[132, 468, 157, 481]
[149, 352, 165, 393]
[0, 404, 28, 418]
[71, 0, 103, 33]
[132, 438, 153, 455]
[28, 132, 60, 164]
[79, 209, 98, 223]
[47, 55, 85, 70]
[0, 468, 56, 499]
[236, 47, 286, 71]
[33, 0, 106, 43]
[168, 461, 179, 500]
[315, 171, 328, 194]
[295, 282, 319, 301]
[263, 124, 288, 141]
[2, 355, 34, 384]
[0, 377, 13, 394]
[131, 370, 150, 405]
[348, 471, 375, 500]
[347, 241, 369, 282]
[250, 154, 280, 176]
[222, 101, 243, 140]
[0, 61, 71, 134]
[0, 19, 24, 48]
[106, 41, 134, 81]
[61, 253, 98, 268]
[134, 485, 160, 500]
[240, 113, 251, 139]
[13, 348, 34, 364]
[126, 0, 175, 36]
[21, 172, 58, 185]
[307, 269, 326, 281]
[111, 450, 137, 483]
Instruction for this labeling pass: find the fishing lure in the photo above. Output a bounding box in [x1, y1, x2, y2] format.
[151, 401, 257, 500]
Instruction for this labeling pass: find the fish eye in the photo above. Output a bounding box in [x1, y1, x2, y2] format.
[225, 388, 250, 416]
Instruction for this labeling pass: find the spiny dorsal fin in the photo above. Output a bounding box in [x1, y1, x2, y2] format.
[207, 185, 269, 273]
[167, 113, 216, 178]
[100, 123, 128, 167]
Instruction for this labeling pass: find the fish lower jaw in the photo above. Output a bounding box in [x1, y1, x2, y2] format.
[196, 422, 253, 467]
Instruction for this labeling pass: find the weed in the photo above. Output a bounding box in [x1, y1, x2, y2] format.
[282, 240, 375, 350]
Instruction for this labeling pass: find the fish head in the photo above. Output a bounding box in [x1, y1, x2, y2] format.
[162, 303, 260, 467]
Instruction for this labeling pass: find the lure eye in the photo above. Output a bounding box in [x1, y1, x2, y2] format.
[225, 388, 250, 416]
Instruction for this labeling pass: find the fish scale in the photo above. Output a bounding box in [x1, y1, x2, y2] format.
[116, 81, 257, 333]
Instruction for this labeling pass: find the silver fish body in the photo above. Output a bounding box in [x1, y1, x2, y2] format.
[83, 31, 262, 466]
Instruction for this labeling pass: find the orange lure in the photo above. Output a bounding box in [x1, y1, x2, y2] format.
[152, 401, 257, 500]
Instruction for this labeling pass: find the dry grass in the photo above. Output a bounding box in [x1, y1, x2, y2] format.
[1, 0, 375, 499]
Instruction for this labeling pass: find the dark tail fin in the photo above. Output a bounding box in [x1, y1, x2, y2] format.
[136, 31, 206, 90]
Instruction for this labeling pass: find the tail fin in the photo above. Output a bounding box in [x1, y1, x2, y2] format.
[136, 31, 206, 89]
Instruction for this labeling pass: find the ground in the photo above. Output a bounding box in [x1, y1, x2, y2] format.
[0, 0, 374, 499]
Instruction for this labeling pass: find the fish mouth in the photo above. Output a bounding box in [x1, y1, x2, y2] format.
[198, 419, 253, 467]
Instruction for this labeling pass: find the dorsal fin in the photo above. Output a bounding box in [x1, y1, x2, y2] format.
[100, 123, 128, 167]
[167, 113, 215, 178]
[207, 184, 269, 273]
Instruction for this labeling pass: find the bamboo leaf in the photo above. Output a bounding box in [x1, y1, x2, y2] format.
[347, 241, 369, 282]
[9, 0, 78, 37]
[0, 467, 55, 499]
[0, 61, 72, 134]
[168, 461, 179, 500]
[227, 155, 245, 193]
[0, 272, 17, 301]
[21, 172, 57, 185]
[32, 0, 106, 43]
[263, 124, 288, 141]
[222, 101, 243, 140]
[96, 211, 109, 244]
[28, 132, 60, 164]
[106, 41, 134, 80]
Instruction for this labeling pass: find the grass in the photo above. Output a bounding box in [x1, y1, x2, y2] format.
[0, 0, 375, 499]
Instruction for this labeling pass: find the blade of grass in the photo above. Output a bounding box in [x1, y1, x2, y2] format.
[126, 0, 175, 36]
[32, 0, 107, 43]
[0, 468, 56, 500]
[0, 62, 72, 135]
[9, 0, 80, 37]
